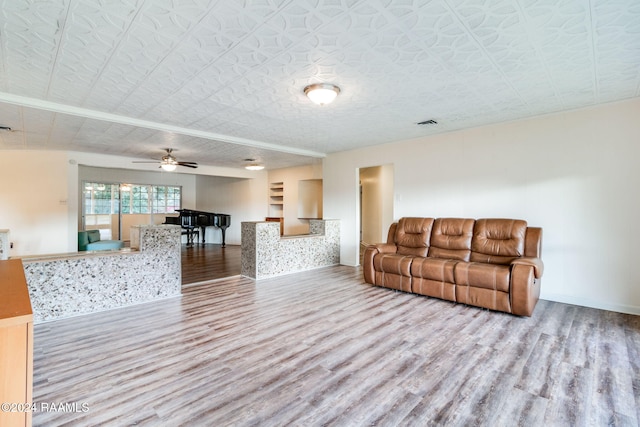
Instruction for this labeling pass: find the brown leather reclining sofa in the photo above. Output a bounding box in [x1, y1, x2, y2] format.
[363, 217, 544, 316]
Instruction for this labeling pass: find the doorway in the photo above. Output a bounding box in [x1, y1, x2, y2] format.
[81, 181, 182, 244]
[358, 164, 394, 263]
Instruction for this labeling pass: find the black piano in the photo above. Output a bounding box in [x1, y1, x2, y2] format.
[165, 209, 231, 247]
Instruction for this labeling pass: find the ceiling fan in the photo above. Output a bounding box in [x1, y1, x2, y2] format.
[133, 148, 198, 171]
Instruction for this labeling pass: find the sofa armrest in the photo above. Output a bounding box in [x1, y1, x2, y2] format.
[510, 263, 541, 316]
[371, 243, 398, 254]
[78, 231, 90, 251]
[363, 244, 398, 284]
[511, 257, 544, 278]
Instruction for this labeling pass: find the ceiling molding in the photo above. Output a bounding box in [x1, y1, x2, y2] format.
[0, 92, 326, 159]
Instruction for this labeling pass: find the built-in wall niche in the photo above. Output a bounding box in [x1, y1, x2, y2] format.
[269, 181, 284, 218]
[298, 179, 323, 219]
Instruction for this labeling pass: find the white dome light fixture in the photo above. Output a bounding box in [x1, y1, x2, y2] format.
[161, 163, 177, 172]
[304, 83, 340, 106]
[244, 158, 265, 171]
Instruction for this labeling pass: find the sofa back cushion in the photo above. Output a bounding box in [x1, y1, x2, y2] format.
[87, 230, 101, 243]
[470, 219, 527, 265]
[395, 217, 434, 257]
[386, 222, 398, 244]
[428, 218, 475, 261]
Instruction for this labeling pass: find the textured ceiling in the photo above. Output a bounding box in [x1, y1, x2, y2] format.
[0, 0, 638, 170]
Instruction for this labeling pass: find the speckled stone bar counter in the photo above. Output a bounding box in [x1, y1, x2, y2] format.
[0, 229, 8, 260]
[241, 219, 339, 279]
[22, 225, 181, 323]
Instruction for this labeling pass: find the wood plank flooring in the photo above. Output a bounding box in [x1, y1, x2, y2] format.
[32, 266, 640, 426]
[181, 243, 241, 285]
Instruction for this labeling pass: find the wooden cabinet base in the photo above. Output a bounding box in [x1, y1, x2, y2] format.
[0, 260, 34, 427]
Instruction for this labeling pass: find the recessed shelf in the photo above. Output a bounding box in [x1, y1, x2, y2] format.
[269, 182, 285, 218]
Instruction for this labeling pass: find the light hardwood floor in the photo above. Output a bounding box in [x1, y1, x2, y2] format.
[33, 266, 640, 426]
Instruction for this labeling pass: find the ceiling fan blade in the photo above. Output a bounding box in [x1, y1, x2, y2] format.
[177, 162, 198, 168]
[133, 149, 197, 170]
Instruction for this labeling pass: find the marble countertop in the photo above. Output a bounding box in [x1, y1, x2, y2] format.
[19, 248, 138, 263]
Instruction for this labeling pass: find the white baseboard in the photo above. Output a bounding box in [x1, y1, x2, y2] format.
[541, 292, 640, 316]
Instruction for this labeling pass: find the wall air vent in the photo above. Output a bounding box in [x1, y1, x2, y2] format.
[417, 119, 437, 126]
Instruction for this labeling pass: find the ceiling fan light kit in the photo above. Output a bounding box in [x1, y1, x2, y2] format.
[161, 163, 177, 172]
[133, 148, 198, 171]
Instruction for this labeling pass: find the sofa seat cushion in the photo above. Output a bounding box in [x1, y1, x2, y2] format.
[456, 284, 511, 313]
[411, 257, 456, 283]
[455, 261, 512, 312]
[373, 253, 413, 276]
[86, 240, 124, 251]
[410, 257, 457, 300]
[372, 253, 414, 292]
[454, 262, 511, 293]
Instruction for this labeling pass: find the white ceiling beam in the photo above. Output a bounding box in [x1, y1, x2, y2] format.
[0, 91, 326, 158]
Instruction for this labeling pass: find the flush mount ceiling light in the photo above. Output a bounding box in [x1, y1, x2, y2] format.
[244, 158, 264, 171]
[304, 83, 340, 105]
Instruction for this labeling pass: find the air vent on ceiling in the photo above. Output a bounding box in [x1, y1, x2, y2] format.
[417, 119, 438, 126]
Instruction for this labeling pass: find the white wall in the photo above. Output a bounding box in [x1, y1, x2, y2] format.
[268, 164, 323, 235]
[324, 98, 640, 315]
[0, 151, 72, 256]
[195, 173, 268, 245]
[380, 164, 394, 242]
